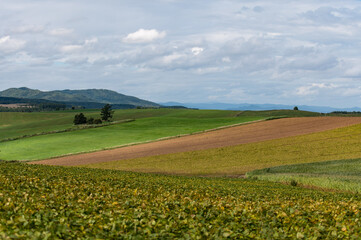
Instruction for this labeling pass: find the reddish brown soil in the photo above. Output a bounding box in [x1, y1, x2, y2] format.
[30, 117, 361, 166]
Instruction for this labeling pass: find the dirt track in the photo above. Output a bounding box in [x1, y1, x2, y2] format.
[30, 117, 361, 166]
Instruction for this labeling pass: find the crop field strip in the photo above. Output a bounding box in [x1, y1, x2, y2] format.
[1, 162, 361, 239]
[31, 117, 361, 167]
[0, 109, 264, 161]
[0, 108, 243, 141]
[248, 158, 361, 193]
[0, 108, 322, 142]
[83, 120, 361, 176]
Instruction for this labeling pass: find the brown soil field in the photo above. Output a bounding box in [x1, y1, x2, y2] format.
[30, 117, 361, 166]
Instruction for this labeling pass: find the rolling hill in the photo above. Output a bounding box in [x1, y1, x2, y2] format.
[0, 87, 160, 108]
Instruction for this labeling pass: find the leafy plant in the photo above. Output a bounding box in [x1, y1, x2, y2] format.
[1, 162, 361, 239]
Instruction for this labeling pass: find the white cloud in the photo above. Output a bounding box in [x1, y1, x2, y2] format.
[222, 57, 231, 63]
[11, 25, 44, 34]
[49, 28, 73, 36]
[85, 37, 98, 45]
[7, 52, 47, 66]
[341, 87, 361, 97]
[296, 83, 337, 96]
[60, 45, 83, 53]
[123, 29, 166, 43]
[0, 36, 25, 52]
[191, 47, 204, 56]
[195, 67, 222, 74]
[296, 86, 317, 96]
[162, 53, 184, 65]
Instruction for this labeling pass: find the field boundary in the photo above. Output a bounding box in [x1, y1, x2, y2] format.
[27, 118, 271, 162]
[1, 119, 135, 143]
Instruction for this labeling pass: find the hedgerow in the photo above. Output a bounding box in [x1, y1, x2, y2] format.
[0, 162, 360, 239]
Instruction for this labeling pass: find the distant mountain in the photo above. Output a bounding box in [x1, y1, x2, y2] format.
[0, 87, 160, 108]
[0, 96, 60, 105]
[0, 96, 142, 111]
[160, 102, 361, 113]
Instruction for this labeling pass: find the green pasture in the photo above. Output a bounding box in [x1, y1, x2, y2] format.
[0, 108, 249, 141]
[1, 162, 360, 239]
[0, 109, 321, 141]
[0, 109, 320, 142]
[85, 123, 361, 176]
[0, 109, 266, 161]
[0, 110, 112, 141]
[247, 158, 361, 193]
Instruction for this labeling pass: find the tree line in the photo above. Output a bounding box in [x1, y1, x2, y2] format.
[73, 104, 114, 125]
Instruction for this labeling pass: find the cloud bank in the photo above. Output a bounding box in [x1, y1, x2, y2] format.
[0, 0, 361, 108]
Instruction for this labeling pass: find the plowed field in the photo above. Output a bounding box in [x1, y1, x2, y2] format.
[31, 117, 361, 166]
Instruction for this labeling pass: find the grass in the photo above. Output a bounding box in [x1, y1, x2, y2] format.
[247, 158, 361, 193]
[84, 122, 361, 176]
[1, 162, 361, 239]
[0, 109, 321, 142]
[0, 109, 266, 161]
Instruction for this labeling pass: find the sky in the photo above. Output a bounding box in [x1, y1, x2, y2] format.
[1, 0, 361, 107]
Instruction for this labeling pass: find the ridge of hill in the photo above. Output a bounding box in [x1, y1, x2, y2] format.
[0, 96, 142, 110]
[0, 87, 159, 107]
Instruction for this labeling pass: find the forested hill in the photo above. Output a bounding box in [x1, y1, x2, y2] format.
[0, 87, 159, 108]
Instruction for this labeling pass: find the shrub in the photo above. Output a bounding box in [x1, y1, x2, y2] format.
[290, 180, 298, 187]
[73, 113, 87, 125]
[94, 119, 103, 124]
[87, 117, 94, 124]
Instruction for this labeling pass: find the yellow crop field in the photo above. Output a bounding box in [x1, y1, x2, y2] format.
[85, 123, 361, 176]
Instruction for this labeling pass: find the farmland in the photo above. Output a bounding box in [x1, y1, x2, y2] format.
[83, 120, 361, 176]
[0, 108, 247, 141]
[32, 116, 361, 166]
[248, 158, 361, 193]
[0, 109, 269, 161]
[0, 109, 323, 143]
[1, 162, 361, 239]
[2, 108, 361, 238]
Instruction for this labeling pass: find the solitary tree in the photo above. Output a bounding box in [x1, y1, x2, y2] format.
[293, 106, 299, 111]
[73, 113, 87, 125]
[101, 104, 114, 121]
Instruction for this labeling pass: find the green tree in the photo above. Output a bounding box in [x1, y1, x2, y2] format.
[293, 106, 299, 111]
[73, 113, 87, 125]
[101, 104, 114, 121]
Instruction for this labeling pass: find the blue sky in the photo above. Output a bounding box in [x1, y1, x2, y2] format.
[1, 0, 361, 107]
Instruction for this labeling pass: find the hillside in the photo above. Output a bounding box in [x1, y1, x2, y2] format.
[0, 87, 159, 108]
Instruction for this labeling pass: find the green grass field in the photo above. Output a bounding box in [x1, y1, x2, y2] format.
[0, 108, 199, 141]
[0, 109, 320, 142]
[85, 122, 361, 176]
[247, 158, 361, 193]
[1, 162, 361, 239]
[0, 109, 271, 161]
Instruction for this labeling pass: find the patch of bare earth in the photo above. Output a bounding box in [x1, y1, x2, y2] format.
[30, 117, 361, 166]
